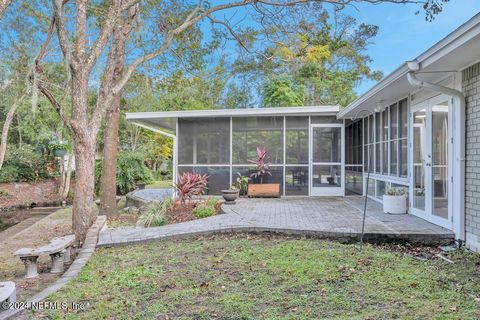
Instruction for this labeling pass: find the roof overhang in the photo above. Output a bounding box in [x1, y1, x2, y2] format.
[338, 12, 480, 119]
[127, 105, 340, 135]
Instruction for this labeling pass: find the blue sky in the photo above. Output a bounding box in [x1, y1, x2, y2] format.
[344, 1, 480, 94]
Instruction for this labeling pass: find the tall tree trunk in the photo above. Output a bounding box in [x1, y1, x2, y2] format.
[72, 135, 97, 243]
[99, 92, 121, 218]
[99, 9, 137, 218]
[0, 93, 26, 169]
[70, 69, 97, 244]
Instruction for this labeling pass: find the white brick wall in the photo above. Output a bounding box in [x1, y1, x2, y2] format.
[463, 62, 480, 252]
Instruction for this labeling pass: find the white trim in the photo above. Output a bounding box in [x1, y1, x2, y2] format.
[338, 13, 480, 119]
[127, 105, 340, 121]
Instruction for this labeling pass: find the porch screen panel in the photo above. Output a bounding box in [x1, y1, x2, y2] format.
[345, 119, 363, 195]
[285, 116, 309, 195]
[285, 117, 308, 164]
[178, 118, 230, 165]
[232, 117, 283, 164]
[232, 166, 284, 194]
[178, 166, 230, 195]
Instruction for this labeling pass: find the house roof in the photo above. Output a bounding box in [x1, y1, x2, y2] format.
[337, 12, 480, 119]
[126, 105, 340, 135]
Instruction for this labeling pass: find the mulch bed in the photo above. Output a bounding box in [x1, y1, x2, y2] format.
[166, 201, 223, 224]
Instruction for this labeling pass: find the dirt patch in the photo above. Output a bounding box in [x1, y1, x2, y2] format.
[0, 180, 65, 210]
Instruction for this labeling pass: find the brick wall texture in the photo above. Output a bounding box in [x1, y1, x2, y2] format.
[463, 62, 480, 252]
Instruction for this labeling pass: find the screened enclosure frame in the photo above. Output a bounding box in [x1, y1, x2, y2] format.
[173, 114, 345, 197]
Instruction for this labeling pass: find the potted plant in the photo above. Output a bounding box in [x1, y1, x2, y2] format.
[383, 187, 408, 214]
[48, 141, 69, 158]
[221, 185, 239, 205]
[247, 147, 280, 198]
[234, 173, 249, 196]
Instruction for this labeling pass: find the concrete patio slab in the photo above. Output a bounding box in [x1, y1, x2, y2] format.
[97, 197, 454, 247]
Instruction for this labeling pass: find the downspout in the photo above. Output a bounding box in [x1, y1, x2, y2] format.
[406, 69, 466, 243]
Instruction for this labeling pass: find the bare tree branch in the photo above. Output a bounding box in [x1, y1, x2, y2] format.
[53, 0, 74, 69]
[86, 0, 122, 71]
[36, 81, 73, 132]
[0, 0, 13, 21]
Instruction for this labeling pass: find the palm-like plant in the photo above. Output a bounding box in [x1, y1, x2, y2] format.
[248, 146, 271, 183]
[175, 172, 209, 203]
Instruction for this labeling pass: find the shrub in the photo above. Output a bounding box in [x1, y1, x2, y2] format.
[192, 199, 217, 218]
[138, 198, 173, 227]
[95, 151, 154, 195]
[0, 166, 19, 183]
[174, 172, 209, 203]
[1, 145, 51, 183]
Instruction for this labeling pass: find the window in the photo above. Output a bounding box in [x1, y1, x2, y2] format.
[365, 98, 408, 179]
[399, 99, 408, 177]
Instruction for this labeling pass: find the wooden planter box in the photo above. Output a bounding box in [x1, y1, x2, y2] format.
[247, 183, 280, 198]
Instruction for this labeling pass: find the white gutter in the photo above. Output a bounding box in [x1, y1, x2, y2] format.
[406, 70, 466, 243]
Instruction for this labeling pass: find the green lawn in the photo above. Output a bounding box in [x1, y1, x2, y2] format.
[146, 180, 172, 189]
[31, 235, 480, 320]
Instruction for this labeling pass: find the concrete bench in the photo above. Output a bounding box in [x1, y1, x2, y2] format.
[15, 235, 75, 278]
[0, 281, 16, 312]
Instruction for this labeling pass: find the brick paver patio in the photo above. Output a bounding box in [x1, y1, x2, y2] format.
[97, 197, 454, 247]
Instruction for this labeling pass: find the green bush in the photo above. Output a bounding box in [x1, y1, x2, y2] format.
[0, 166, 19, 183]
[95, 151, 154, 195]
[0, 145, 51, 183]
[138, 198, 173, 227]
[192, 199, 218, 218]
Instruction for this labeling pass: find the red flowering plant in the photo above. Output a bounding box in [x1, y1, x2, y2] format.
[174, 172, 209, 204]
[248, 146, 271, 184]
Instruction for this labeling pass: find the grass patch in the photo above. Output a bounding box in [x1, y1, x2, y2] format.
[31, 235, 480, 319]
[146, 180, 172, 189]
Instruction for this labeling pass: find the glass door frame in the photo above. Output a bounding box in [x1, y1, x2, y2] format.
[309, 123, 345, 196]
[409, 94, 453, 230]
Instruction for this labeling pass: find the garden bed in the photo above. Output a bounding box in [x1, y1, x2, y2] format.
[108, 198, 223, 228]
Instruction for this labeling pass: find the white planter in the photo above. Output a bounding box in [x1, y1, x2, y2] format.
[383, 194, 407, 214]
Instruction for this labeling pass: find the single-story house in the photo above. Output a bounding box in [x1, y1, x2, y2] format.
[127, 13, 480, 252]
